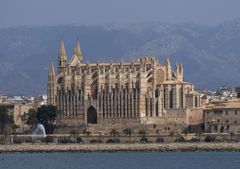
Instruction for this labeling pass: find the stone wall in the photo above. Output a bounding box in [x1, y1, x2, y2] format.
[204, 108, 240, 133]
[187, 108, 203, 125]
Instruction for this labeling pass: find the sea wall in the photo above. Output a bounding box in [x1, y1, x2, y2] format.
[1, 143, 240, 153]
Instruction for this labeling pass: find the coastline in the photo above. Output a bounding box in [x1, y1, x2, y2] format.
[1, 143, 240, 153]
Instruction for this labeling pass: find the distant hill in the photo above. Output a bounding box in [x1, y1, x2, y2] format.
[1, 20, 240, 95]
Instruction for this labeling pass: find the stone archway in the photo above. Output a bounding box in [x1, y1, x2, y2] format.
[87, 106, 97, 124]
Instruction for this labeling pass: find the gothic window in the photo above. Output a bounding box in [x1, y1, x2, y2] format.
[58, 77, 63, 84]
[150, 98, 153, 116]
[145, 97, 148, 117]
[164, 89, 166, 109]
[156, 99, 159, 116]
[169, 89, 173, 108]
[155, 89, 160, 97]
[195, 96, 198, 107]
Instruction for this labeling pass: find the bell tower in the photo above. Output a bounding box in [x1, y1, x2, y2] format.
[58, 40, 67, 73]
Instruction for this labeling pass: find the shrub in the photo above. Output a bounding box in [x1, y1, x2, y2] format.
[205, 135, 216, 142]
[106, 139, 114, 143]
[156, 137, 164, 143]
[58, 137, 70, 144]
[140, 137, 148, 143]
[90, 139, 102, 144]
[106, 138, 120, 143]
[76, 137, 83, 143]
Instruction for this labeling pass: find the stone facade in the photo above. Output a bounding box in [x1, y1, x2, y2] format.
[48, 40, 202, 129]
[204, 100, 240, 133]
[0, 103, 33, 132]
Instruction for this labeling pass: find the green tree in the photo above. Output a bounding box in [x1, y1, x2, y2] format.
[86, 130, 91, 136]
[36, 105, 59, 134]
[22, 108, 38, 129]
[205, 135, 216, 142]
[138, 129, 148, 143]
[110, 129, 119, 138]
[139, 129, 146, 137]
[123, 128, 133, 142]
[183, 127, 190, 138]
[0, 107, 14, 135]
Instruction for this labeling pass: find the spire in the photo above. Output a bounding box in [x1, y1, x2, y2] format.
[48, 63, 55, 76]
[176, 61, 179, 70]
[180, 62, 183, 70]
[58, 39, 67, 73]
[176, 61, 183, 81]
[165, 56, 172, 81]
[69, 40, 83, 66]
[58, 40, 67, 60]
[75, 41, 82, 57]
[166, 56, 171, 65]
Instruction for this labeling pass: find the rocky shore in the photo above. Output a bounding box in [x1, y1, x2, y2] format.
[1, 143, 240, 153]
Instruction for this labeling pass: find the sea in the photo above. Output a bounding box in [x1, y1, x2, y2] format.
[0, 152, 239, 169]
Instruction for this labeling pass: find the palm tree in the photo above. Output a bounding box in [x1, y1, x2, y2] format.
[110, 129, 119, 138]
[85, 130, 91, 143]
[86, 131, 91, 137]
[139, 129, 146, 137]
[123, 128, 133, 142]
[138, 129, 148, 143]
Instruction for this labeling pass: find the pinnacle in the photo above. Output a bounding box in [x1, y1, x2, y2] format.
[48, 63, 55, 76]
[75, 41, 82, 57]
[58, 40, 67, 59]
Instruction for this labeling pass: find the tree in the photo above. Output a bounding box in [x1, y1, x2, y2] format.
[139, 129, 146, 137]
[183, 127, 190, 138]
[23, 105, 59, 134]
[123, 128, 133, 142]
[36, 105, 59, 134]
[110, 129, 119, 138]
[0, 107, 14, 135]
[86, 131, 91, 136]
[22, 108, 38, 129]
[138, 129, 148, 143]
[205, 135, 216, 142]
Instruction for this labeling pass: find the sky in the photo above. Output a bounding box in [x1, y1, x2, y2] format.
[1, 0, 240, 28]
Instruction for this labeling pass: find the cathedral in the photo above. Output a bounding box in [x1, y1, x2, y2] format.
[48, 40, 202, 128]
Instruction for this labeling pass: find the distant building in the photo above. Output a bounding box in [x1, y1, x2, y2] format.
[0, 94, 47, 133]
[204, 100, 240, 133]
[47, 40, 202, 132]
[0, 103, 33, 132]
[34, 94, 47, 106]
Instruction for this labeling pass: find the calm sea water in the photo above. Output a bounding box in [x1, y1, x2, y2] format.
[0, 152, 239, 169]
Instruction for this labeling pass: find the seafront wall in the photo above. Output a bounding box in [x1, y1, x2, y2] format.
[1, 143, 240, 153]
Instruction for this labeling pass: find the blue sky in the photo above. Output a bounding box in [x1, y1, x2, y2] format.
[1, 0, 240, 27]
